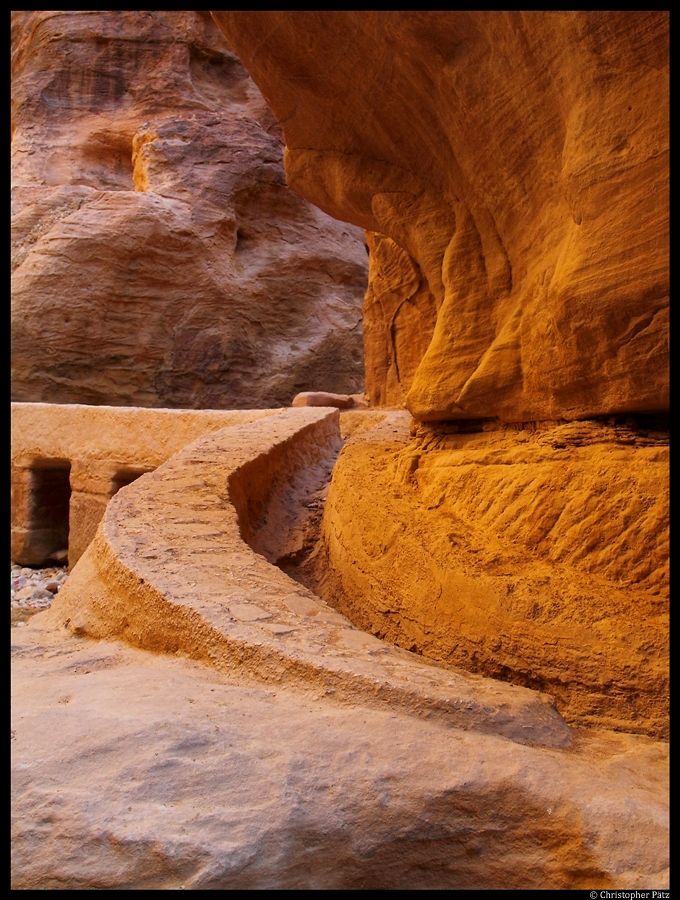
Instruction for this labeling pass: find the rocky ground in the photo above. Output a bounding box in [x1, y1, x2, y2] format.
[11, 605, 670, 889]
[11, 564, 68, 627]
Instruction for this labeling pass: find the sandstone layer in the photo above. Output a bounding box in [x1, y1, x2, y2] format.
[11, 11, 367, 408]
[303, 416, 669, 738]
[214, 11, 669, 421]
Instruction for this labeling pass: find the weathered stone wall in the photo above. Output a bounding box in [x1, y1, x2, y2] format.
[214, 11, 669, 422]
[312, 416, 669, 737]
[11, 11, 368, 409]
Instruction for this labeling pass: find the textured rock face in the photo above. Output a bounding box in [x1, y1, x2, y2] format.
[307, 416, 669, 738]
[11, 11, 367, 408]
[213, 11, 669, 422]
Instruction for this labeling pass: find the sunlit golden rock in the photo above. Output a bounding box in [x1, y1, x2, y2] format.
[214, 11, 668, 421]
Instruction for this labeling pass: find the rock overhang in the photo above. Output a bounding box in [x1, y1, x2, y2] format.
[212, 11, 669, 424]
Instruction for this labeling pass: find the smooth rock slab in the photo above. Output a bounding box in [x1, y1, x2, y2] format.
[11, 622, 669, 890]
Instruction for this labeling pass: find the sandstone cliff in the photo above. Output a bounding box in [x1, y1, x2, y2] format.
[10, 14, 670, 886]
[11, 11, 367, 408]
[214, 11, 668, 422]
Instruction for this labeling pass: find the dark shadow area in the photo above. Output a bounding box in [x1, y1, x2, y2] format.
[27, 459, 71, 565]
[110, 467, 149, 497]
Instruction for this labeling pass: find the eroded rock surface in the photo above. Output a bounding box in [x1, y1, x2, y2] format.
[214, 11, 669, 422]
[11, 406, 670, 888]
[11, 11, 367, 408]
[305, 415, 669, 738]
[40, 408, 570, 749]
[11, 11, 670, 885]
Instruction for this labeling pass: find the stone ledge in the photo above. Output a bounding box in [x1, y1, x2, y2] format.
[10, 401, 283, 467]
[11, 402, 285, 567]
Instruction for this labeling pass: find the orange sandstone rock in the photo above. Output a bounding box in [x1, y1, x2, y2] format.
[213, 11, 669, 422]
[310, 415, 669, 737]
[212, 15, 669, 738]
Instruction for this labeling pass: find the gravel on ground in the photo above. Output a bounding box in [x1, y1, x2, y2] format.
[11, 563, 68, 626]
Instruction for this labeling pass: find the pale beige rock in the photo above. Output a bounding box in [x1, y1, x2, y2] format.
[11, 11, 367, 408]
[348, 392, 370, 409]
[213, 11, 669, 422]
[11, 401, 281, 567]
[11, 621, 669, 889]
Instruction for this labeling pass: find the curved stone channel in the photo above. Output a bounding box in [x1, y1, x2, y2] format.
[41, 406, 570, 748]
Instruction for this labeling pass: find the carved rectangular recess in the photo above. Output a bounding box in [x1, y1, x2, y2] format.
[26, 458, 72, 565]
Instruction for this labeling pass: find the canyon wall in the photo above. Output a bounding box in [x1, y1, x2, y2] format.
[214, 11, 668, 422]
[215, 12, 669, 736]
[9, 14, 670, 885]
[11, 11, 367, 409]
